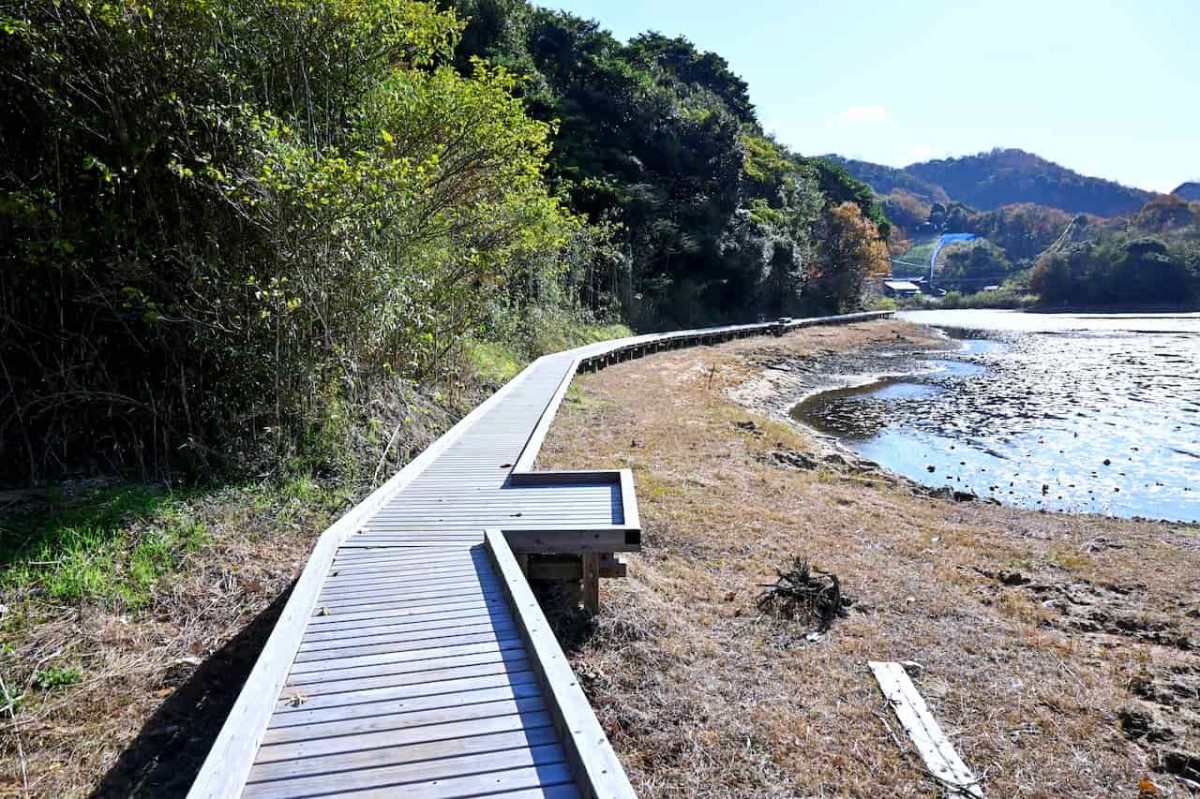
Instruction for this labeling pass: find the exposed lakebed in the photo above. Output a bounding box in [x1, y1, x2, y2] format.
[792, 310, 1200, 523]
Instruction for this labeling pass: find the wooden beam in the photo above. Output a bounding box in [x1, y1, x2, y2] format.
[503, 527, 640, 554]
[487, 529, 637, 799]
[582, 553, 600, 615]
[527, 559, 581, 581]
[599, 552, 627, 578]
[869, 661, 985, 798]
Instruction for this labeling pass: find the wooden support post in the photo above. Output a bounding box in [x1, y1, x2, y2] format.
[582, 552, 600, 615]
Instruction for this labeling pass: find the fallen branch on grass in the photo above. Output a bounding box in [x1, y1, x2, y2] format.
[756, 557, 852, 632]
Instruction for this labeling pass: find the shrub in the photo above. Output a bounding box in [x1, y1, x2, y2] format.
[0, 0, 581, 481]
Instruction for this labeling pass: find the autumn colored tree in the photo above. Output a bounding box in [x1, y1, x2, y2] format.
[880, 190, 932, 242]
[1133, 194, 1200, 235]
[807, 202, 891, 313]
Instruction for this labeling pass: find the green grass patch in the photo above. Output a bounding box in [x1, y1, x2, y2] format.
[465, 339, 525, 385]
[467, 321, 634, 387]
[531, 322, 633, 355]
[896, 236, 939, 274]
[0, 485, 210, 609]
[31, 665, 81, 690]
[0, 477, 359, 611]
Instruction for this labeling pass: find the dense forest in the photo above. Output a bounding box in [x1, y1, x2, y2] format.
[892, 193, 1200, 308]
[1030, 196, 1200, 306]
[0, 0, 890, 483]
[445, 0, 890, 328]
[852, 147, 1200, 308]
[831, 149, 1154, 217]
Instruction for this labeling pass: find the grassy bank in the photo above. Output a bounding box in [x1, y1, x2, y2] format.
[0, 478, 361, 797]
[537, 319, 1199, 797]
[901, 287, 1039, 310]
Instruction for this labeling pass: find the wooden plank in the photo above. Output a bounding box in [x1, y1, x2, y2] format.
[331, 551, 483, 565]
[294, 628, 522, 663]
[249, 762, 576, 799]
[301, 607, 503, 636]
[261, 695, 548, 745]
[281, 658, 534, 699]
[243, 743, 568, 798]
[273, 670, 540, 716]
[288, 640, 529, 679]
[319, 571, 500, 595]
[270, 677, 544, 728]
[503, 528, 640, 554]
[869, 661, 986, 798]
[306, 597, 509, 626]
[300, 608, 515, 643]
[248, 727, 561, 784]
[326, 562, 486, 579]
[486, 528, 637, 799]
[320, 570, 490, 592]
[254, 711, 558, 763]
[315, 583, 505, 611]
[286, 647, 529, 687]
[297, 620, 519, 656]
[506, 470, 620, 487]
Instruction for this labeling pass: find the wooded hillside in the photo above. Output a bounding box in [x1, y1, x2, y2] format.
[0, 0, 891, 483]
[831, 149, 1153, 217]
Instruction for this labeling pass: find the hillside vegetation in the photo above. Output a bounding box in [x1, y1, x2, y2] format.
[0, 0, 891, 486]
[447, 1, 891, 328]
[853, 153, 1200, 309]
[831, 148, 1153, 216]
[1174, 182, 1200, 202]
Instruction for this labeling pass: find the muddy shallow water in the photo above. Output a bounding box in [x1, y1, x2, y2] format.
[792, 310, 1200, 523]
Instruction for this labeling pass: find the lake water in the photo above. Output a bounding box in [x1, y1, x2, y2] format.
[792, 310, 1200, 524]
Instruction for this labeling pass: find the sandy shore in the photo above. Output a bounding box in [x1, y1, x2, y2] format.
[538, 318, 1200, 798]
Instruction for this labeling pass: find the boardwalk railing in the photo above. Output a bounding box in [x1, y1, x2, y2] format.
[188, 310, 892, 799]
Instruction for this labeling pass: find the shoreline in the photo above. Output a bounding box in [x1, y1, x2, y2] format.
[726, 324, 997, 501]
[747, 322, 1198, 526]
[538, 318, 1199, 798]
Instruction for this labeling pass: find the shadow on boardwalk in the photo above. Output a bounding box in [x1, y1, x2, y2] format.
[89, 588, 292, 798]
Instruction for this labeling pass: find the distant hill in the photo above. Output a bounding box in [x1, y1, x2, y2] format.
[819, 157, 949, 204]
[826, 148, 1154, 217]
[1174, 182, 1200, 201]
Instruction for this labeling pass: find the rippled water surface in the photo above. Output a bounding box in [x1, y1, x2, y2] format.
[793, 310, 1200, 523]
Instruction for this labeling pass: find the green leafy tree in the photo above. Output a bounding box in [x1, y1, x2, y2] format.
[0, 0, 581, 480]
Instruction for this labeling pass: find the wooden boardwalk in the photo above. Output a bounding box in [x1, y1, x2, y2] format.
[189, 312, 891, 799]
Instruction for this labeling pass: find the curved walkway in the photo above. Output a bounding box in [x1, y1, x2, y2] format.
[188, 312, 891, 799]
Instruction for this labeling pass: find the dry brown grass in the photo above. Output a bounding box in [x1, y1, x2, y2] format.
[0, 488, 337, 798]
[539, 319, 1200, 798]
[1, 383, 468, 798]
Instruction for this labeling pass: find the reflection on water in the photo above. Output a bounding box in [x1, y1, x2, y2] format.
[792, 310, 1200, 523]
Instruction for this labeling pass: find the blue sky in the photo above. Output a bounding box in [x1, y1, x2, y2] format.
[541, 0, 1198, 192]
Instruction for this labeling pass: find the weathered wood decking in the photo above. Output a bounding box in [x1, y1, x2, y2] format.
[188, 312, 891, 799]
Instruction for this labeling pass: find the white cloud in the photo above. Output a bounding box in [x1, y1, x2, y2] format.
[834, 104, 887, 123]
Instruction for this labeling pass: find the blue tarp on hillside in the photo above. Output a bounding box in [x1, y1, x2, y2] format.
[930, 233, 979, 284]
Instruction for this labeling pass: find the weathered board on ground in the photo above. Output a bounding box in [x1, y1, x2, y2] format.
[869, 660, 986, 798]
[188, 312, 892, 799]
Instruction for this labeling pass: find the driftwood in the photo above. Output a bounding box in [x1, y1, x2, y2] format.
[757, 557, 852, 632]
